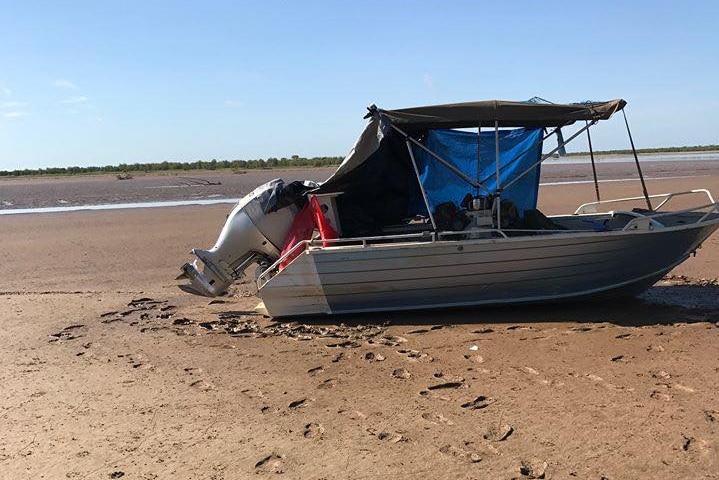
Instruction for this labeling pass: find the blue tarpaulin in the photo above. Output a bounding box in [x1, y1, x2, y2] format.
[413, 128, 544, 216]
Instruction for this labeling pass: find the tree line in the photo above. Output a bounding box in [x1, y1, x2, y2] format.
[567, 144, 719, 156]
[0, 155, 344, 177]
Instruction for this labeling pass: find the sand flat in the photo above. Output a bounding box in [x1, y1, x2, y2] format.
[1, 174, 718, 479]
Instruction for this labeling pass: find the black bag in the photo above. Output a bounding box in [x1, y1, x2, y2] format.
[433, 202, 470, 231]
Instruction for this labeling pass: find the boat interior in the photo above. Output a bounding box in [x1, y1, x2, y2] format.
[310, 188, 719, 246]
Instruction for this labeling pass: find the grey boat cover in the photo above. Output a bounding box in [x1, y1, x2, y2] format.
[377, 99, 626, 129]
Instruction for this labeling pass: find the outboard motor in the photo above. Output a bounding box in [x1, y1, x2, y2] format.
[179, 179, 316, 297]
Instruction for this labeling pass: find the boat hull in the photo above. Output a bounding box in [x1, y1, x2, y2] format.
[259, 221, 719, 317]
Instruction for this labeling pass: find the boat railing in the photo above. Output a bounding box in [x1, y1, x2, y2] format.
[573, 189, 719, 232]
[620, 200, 719, 231]
[574, 189, 716, 215]
[256, 232, 437, 288]
[256, 228, 512, 288]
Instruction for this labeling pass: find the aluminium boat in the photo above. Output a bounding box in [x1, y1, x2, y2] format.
[179, 99, 719, 317]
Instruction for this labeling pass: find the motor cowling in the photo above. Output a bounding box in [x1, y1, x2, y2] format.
[179, 179, 315, 297]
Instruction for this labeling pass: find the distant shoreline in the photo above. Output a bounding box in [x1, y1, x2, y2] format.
[2, 146, 718, 179]
[566, 145, 719, 157]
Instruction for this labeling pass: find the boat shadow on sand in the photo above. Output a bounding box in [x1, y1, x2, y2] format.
[296, 284, 719, 329]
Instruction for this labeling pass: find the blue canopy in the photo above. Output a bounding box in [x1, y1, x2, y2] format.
[413, 127, 544, 216]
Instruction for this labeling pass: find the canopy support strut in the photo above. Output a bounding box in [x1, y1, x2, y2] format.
[476, 123, 482, 197]
[622, 109, 652, 210]
[389, 123, 492, 195]
[495, 120, 501, 229]
[586, 120, 601, 202]
[502, 120, 597, 191]
[405, 140, 437, 231]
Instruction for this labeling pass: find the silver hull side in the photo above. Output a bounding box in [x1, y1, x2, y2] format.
[259, 221, 719, 317]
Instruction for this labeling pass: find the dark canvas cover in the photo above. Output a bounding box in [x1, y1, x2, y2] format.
[378, 99, 626, 129]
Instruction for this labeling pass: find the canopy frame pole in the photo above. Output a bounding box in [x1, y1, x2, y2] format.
[494, 120, 501, 229]
[405, 139, 437, 231]
[476, 122, 482, 197]
[585, 120, 601, 202]
[502, 120, 597, 191]
[622, 109, 652, 210]
[389, 123, 493, 195]
[477, 122, 569, 186]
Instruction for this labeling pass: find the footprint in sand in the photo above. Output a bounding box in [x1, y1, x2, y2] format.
[49, 324, 86, 342]
[519, 459, 548, 478]
[255, 453, 285, 474]
[199, 321, 221, 331]
[464, 354, 484, 363]
[303, 422, 324, 439]
[307, 366, 324, 376]
[172, 317, 195, 326]
[650, 370, 671, 380]
[396, 349, 434, 362]
[506, 325, 532, 331]
[461, 395, 494, 410]
[672, 383, 696, 393]
[332, 352, 350, 363]
[483, 423, 513, 442]
[326, 340, 361, 348]
[439, 444, 482, 463]
[371, 335, 408, 347]
[428, 381, 465, 390]
[189, 379, 214, 391]
[650, 389, 673, 401]
[364, 352, 386, 362]
[391, 368, 411, 379]
[288, 398, 310, 409]
[427, 373, 465, 391]
[317, 378, 336, 389]
[407, 328, 430, 334]
[421, 412, 454, 425]
[367, 428, 407, 443]
[100, 314, 123, 324]
[473, 327, 494, 334]
[419, 390, 451, 401]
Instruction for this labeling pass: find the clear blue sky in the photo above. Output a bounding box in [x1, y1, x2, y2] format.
[1, 0, 718, 170]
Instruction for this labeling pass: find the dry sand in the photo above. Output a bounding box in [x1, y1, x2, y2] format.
[1, 173, 719, 479]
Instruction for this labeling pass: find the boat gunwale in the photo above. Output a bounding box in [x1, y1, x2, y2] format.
[258, 214, 719, 291]
[309, 213, 719, 255]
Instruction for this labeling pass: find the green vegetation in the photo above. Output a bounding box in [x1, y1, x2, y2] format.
[0, 155, 344, 177]
[567, 144, 719, 156]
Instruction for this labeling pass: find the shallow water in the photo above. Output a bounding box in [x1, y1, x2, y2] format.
[0, 197, 241, 215]
[549, 151, 719, 165]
